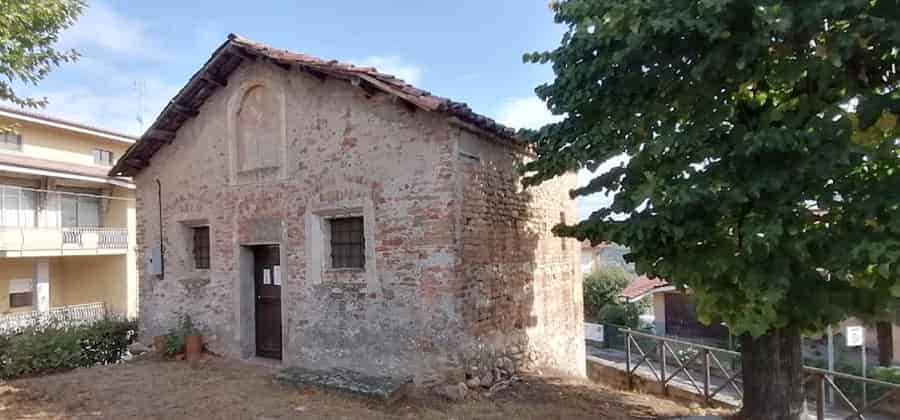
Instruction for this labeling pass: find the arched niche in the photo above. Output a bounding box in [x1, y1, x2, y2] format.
[234, 84, 282, 172]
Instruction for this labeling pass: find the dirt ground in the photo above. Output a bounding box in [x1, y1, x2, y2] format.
[0, 356, 721, 419]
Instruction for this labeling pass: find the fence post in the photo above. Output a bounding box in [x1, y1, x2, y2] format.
[703, 348, 710, 405]
[625, 330, 632, 390]
[816, 374, 826, 420]
[660, 341, 667, 394]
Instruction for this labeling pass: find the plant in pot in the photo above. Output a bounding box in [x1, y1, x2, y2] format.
[182, 315, 203, 363]
[164, 314, 203, 362]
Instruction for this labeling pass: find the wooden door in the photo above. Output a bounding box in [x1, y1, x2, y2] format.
[664, 292, 729, 339]
[254, 245, 282, 359]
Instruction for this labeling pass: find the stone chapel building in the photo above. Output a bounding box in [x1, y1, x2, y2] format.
[111, 34, 584, 384]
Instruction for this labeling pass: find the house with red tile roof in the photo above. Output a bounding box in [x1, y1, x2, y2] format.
[111, 34, 585, 385]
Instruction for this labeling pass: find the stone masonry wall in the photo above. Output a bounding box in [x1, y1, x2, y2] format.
[453, 129, 585, 380]
[134, 59, 462, 382]
[133, 57, 583, 386]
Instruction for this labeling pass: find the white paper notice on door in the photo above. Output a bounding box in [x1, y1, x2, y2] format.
[273, 265, 281, 285]
[263, 268, 271, 285]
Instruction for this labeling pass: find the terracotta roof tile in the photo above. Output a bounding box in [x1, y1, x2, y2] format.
[620, 276, 669, 301]
[111, 34, 522, 177]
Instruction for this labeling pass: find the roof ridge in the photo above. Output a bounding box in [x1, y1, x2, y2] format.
[111, 34, 522, 176]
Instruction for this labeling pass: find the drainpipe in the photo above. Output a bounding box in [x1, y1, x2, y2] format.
[156, 179, 165, 278]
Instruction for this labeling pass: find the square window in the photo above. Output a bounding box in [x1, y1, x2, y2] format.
[330, 217, 364, 269]
[0, 132, 22, 151]
[192, 226, 210, 269]
[9, 292, 32, 308]
[93, 149, 114, 166]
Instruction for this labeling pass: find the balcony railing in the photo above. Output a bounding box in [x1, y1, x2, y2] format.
[0, 185, 131, 255]
[62, 227, 129, 249]
[0, 302, 107, 334]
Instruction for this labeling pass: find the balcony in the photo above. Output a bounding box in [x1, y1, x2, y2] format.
[0, 302, 107, 334]
[0, 186, 131, 257]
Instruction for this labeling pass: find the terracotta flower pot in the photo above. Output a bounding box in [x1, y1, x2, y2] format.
[153, 335, 167, 356]
[185, 334, 203, 363]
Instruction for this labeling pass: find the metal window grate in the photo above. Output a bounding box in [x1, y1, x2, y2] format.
[193, 226, 210, 269]
[330, 217, 364, 269]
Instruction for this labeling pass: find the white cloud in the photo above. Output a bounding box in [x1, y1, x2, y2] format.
[496, 96, 627, 220]
[27, 76, 178, 136]
[496, 96, 561, 130]
[353, 56, 422, 85]
[576, 153, 629, 219]
[58, 0, 160, 59]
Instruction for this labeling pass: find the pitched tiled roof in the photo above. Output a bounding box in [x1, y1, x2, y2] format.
[0, 151, 130, 182]
[0, 105, 137, 143]
[110, 34, 521, 177]
[620, 276, 670, 301]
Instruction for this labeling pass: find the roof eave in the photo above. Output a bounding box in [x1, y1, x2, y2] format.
[110, 34, 524, 177]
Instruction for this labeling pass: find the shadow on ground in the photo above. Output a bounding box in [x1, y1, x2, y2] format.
[0, 357, 728, 419]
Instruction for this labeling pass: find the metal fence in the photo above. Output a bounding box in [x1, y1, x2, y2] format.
[0, 302, 107, 334]
[622, 327, 744, 404]
[615, 326, 900, 419]
[62, 227, 129, 249]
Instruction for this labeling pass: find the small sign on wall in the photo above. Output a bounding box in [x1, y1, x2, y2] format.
[263, 268, 271, 285]
[846, 326, 864, 347]
[584, 322, 605, 343]
[273, 265, 281, 286]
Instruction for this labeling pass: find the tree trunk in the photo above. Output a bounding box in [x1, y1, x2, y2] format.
[876, 321, 894, 367]
[740, 327, 805, 420]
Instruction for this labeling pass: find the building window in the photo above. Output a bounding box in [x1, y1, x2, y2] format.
[0, 186, 37, 227]
[8, 279, 32, 308]
[192, 226, 210, 269]
[330, 217, 364, 269]
[93, 149, 114, 166]
[0, 132, 22, 151]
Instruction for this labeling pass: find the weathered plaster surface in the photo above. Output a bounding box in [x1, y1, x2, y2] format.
[135, 58, 583, 384]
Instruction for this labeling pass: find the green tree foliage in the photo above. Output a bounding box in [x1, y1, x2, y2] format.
[523, 0, 900, 339]
[596, 301, 642, 327]
[0, 0, 84, 108]
[583, 266, 633, 320]
[524, 2, 898, 415]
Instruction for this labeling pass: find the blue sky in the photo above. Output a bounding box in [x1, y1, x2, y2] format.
[9, 0, 614, 218]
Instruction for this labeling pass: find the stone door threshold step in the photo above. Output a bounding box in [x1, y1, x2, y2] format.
[276, 366, 412, 404]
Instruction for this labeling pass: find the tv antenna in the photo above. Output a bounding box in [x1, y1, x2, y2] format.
[133, 80, 146, 131]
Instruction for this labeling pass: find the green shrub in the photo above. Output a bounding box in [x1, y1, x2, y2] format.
[805, 359, 900, 403]
[597, 302, 642, 328]
[164, 314, 200, 357]
[583, 266, 632, 321]
[0, 318, 136, 379]
[871, 366, 900, 384]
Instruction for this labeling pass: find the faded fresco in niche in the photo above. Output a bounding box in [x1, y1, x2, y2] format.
[235, 85, 281, 173]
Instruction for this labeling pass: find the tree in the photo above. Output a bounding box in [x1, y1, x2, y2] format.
[0, 0, 84, 108]
[876, 320, 893, 367]
[583, 266, 631, 318]
[583, 266, 642, 325]
[522, 1, 899, 418]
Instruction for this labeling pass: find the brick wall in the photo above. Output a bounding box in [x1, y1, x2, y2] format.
[133, 58, 583, 385]
[454, 129, 585, 378]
